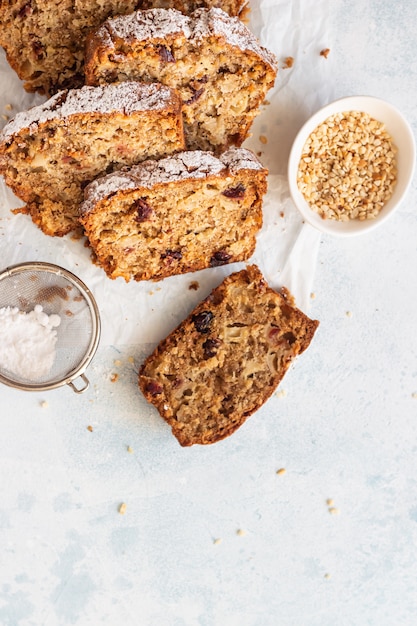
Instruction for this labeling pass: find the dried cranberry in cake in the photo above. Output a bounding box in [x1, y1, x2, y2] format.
[145, 381, 163, 396]
[202, 338, 221, 359]
[192, 310, 214, 334]
[222, 183, 245, 199]
[159, 45, 175, 63]
[210, 250, 232, 267]
[184, 87, 205, 106]
[133, 198, 153, 222]
[161, 249, 183, 261]
[17, 3, 32, 19]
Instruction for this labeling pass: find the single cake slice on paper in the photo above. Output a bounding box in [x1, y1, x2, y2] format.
[139, 265, 319, 446]
[84, 7, 277, 152]
[0, 81, 184, 237]
[80, 147, 267, 281]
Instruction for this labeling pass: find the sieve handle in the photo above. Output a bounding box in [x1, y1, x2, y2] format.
[67, 373, 90, 394]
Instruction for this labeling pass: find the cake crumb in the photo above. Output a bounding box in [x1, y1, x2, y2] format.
[276, 468, 286, 476]
[39, 400, 48, 408]
[113, 359, 122, 367]
[328, 507, 340, 515]
[4, 104, 12, 111]
[213, 538, 222, 545]
[324, 573, 331, 579]
[127, 446, 133, 454]
[310, 292, 316, 299]
[280, 211, 285, 218]
[87, 425, 93, 432]
[411, 392, 417, 399]
[276, 389, 287, 398]
[110, 373, 119, 383]
[128, 356, 134, 364]
[189, 281, 200, 291]
[345, 311, 352, 318]
[320, 48, 331, 59]
[119, 502, 127, 515]
[259, 135, 268, 145]
[236, 529, 246, 537]
[283, 56, 294, 69]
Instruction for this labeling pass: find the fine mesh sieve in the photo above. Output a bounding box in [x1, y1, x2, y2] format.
[0, 262, 101, 393]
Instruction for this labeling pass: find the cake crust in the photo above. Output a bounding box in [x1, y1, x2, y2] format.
[139, 265, 319, 446]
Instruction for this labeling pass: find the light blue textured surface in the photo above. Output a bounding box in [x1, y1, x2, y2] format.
[1, 1, 417, 625]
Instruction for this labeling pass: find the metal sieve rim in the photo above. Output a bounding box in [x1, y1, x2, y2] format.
[0, 261, 101, 393]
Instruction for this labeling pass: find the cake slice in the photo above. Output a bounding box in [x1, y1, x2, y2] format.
[85, 7, 277, 151]
[0, 81, 185, 236]
[0, 0, 247, 95]
[139, 265, 319, 446]
[80, 148, 267, 281]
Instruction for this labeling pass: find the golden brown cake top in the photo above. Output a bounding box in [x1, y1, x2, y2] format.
[0, 82, 180, 140]
[92, 7, 278, 70]
[80, 147, 267, 215]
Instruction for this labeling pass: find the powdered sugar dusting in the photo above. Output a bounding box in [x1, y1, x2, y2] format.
[0, 82, 177, 139]
[80, 148, 265, 214]
[94, 7, 277, 69]
[220, 147, 266, 173]
[105, 8, 191, 42]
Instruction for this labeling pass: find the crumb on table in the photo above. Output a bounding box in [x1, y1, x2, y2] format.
[320, 48, 331, 58]
[283, 56, 294, 69]
[119, 502, 127, 515]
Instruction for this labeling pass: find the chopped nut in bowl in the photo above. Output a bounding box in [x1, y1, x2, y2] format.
[288, 96, 415, 236]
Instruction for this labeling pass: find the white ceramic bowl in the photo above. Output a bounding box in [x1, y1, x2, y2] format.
[288, 96, 416, 236]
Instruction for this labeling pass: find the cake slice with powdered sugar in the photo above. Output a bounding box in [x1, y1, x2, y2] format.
[80, 147, 268, 281]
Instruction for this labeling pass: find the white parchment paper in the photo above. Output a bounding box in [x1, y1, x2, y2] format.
[0, 0, 332, 345]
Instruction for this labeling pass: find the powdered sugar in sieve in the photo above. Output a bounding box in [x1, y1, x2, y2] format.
[0, 262, 101, 393]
